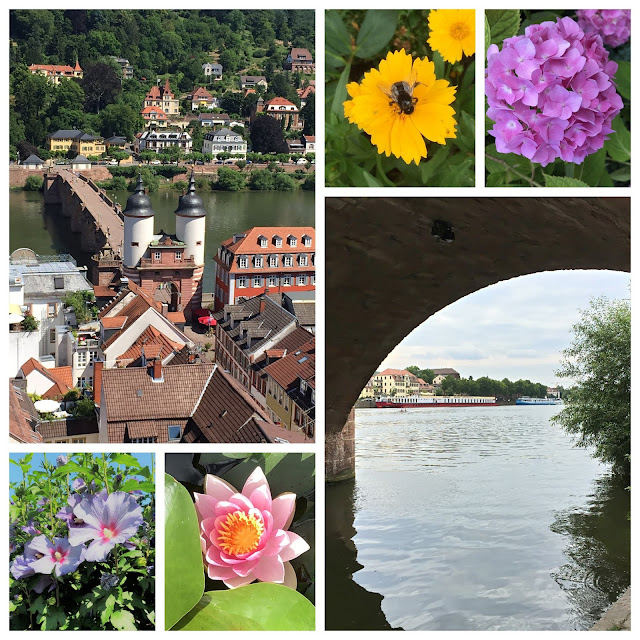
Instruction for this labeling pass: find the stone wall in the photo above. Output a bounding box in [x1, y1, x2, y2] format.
[9, 166, 112, 188]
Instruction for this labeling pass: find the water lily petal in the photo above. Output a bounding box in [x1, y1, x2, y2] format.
[271, 493, 296, 530]
[223, 573, 256, 589]
[207, 565, 237, 581]
[282, 561, 297, 589]
[194, 492, 218, 521]
[204, 474, 237, 501]
[249, 485, 272, 512]
[242, 466, 270, 500]
[279, 531, 310, 562]
[253, 554, 285, 583]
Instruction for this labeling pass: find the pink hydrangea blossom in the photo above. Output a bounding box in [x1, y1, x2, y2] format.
[577, 10, 631, 49]
[486, 16, 623, 167]
[195, 467, 310, 589]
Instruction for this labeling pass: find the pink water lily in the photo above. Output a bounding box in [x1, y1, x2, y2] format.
[194, 467, 310, 589]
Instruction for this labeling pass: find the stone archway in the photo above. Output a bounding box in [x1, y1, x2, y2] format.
[153, 281, 181, 313]
[325, 197, 630, 482]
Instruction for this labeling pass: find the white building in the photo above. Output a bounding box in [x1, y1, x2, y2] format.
[202, 63, 223, 80]
[134, 130, 192, 154]
[202, 128, 247, 159]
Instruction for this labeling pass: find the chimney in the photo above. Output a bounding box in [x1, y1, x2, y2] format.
[93, 361, 104, 406]
[151, 358, 163, 382]
[259, 297, 266, 315]
[161, 303, 169, 317]
[188, 352, 195, 364]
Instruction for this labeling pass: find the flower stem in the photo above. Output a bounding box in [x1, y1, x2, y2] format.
[101, 453, 110, 494]
[375, 153, 395, 187]
[485, 154, 543, 187]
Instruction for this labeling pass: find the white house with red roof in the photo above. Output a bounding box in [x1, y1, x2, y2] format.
[189, 87, 219, 111]
[29, 60, 83, 84]
[140, 106, 168, 128]
[213, 227, 315, 310]
[255, 97, 303, 130]
[284, 48, 314, 73]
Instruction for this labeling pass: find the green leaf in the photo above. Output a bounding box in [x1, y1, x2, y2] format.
[609, 167, 631, 183]
[455, 111, 475, 154]
[576, 148, 606, 186]
[110, 453, 141, 469]
[363, 170, 383, 187]
[605, 115, 630, 163]
[172, 584, 315, 631]
[520, 11, 562, 32]
[164, 474, 204, 630]
[486, 171, 507, 187]
[543, 174, 590, 187]
[355, 10, 399, 59]
[432, 50, 445, 82]
[332, 63, 351, 118]
[484, 15, 491, 56]
[615, 61, 630, 101]
[487, 10, 521, 46]
[325, 11, 352, 60]
[110, 610, 137, 631]
[40, 607, 67, 631]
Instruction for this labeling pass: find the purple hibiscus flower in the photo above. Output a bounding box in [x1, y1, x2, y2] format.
[55, 494, 83, 526]
[71, 477, 87, 492]
[69, 492, 143, 562]
[21, 520, 41, 536]
[10, 554, 36, 580]
[28, 535, 85, 577]
[56, 455, 68, 467]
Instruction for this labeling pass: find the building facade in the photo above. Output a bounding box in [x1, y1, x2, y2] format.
[143, 79, 180, 117]
[213, 227, 315, 311]
[29, 61, 83, 84]
[47, 130, 106, 156]
[135, 130, 192, 154]
[256, 97, 303, 130]
[202, 129, 247, 158]
[284, 48, 315, 73]
[202, 63, 223, 80]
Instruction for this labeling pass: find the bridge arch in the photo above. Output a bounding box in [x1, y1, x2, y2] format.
[325, 196, 630, 482]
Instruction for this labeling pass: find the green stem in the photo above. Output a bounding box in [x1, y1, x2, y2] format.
[486, 154, 543, 187]
[101, 453, 110, 494]
[375, 153, 395, 187]
[565, 163, 574, 178]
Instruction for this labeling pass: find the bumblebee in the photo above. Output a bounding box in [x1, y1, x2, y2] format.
[381, 80, 421, 115]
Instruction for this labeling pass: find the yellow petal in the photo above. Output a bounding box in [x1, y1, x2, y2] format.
[378, 49, 413, 84]
[389, 115, 427, 165]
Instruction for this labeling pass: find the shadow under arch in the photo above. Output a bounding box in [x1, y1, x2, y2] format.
[325, 196, 630, 481]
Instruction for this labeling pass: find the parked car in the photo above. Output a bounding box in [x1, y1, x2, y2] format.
[195, 160, 204, 165]
[150, 159, 161, 165]
[215, 161, 223, 165]
[296, 158, 307, 164]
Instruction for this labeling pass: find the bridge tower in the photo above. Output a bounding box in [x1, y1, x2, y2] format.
[122, 175, 155, 282]
[174, 173, 207, 311]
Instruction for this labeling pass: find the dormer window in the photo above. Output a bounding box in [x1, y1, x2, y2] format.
[175, 252, 182, 261]
[288, 235, 297, 247]
[303, 235, 312, 247]
[239, 256, 248, 269]
[300, 380, 307, 392]
[299, 254, 308, 267]
[283, 255, 293, 267]
[254, 256, 263, 268]
[269, 255, 278, 268]
[273, 236, 282, 248]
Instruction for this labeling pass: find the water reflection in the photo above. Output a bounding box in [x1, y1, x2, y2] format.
[550, 474, 630, 630]
[326, 407, 630, 630]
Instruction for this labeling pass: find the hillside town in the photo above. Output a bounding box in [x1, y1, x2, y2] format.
[9, 10, 315, 444]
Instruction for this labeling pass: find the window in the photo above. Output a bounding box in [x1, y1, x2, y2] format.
[239, 257, 248, 268]
[72, 438, 86, 444]
[77, 351, 88, 366]
[132, 437, 156, 444]
[168, 425, 182, 442]
[154, 251, 161, 261]
[299, 255, 308, 267]
[282, 276, 292, 287]
[274, 237, 282, 247]
[268, 275, 278, 287]
[253, 276, 262, 288]
[269, 255, 278, 268]
[50, 329, 56, 343]
[48, 303, 56, 318]
[289, 236, 297, 247]
[311, 275, 316, 285]
[237, 276, 247, 288]
[297, 275, 306, 286]
[54, 276, 64, 289]
[255, 257, 263, 268]
[303, 235, 312, 246]
[175, 252, 182, 261]
[196, 240, 202, 246]
[301, 380, 307, 392]
[283, 255, 293, 267]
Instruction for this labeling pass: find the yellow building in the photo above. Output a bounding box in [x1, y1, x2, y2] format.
[364, 368, 421, 397]
[29, 61, 83, 85]
[48, 130, 106, 155]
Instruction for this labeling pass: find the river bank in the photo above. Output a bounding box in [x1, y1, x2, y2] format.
[591, 587, 631, 631]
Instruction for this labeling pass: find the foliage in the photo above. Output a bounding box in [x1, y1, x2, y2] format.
[552, 296, 630, 478]
[71, 397, 96, 418]
[326, 10, 475, 186]
[249, 169, 275, 190]
[9, 453, 155, 630]
[274, 172, 297, 191]
[24, 175, 44, 192]
[439, 375, 548, 400]
[405, 366, 435, 384]
[301, 173, 315, 191]
[214, 167, 245, 191]
[82, 62, 121, 114]
[250, 115, 289, 154]
[21, 314, 39, 331]
[484, 10, 631, 187]
[165, 453, 314, 630]
[62, 290, 96, 324]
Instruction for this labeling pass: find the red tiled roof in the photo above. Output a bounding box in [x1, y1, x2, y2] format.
[377, 368, 416, 377]
[115, 326, 184, 365]
[141, 105, 167, 118]
[290, 48, 313, 61]
[50, 367, 73, 389]
[192, 87, 214, 100]
[145, 85, 162, 99]
[29, 64, 76, 74]
[9, 383, 43, 443]
[263, 339, 315, 391]
[167, 311, 186, 324]
[19, 358, 74, 398]
[94, 285, 117, 298]
[265, 97, 296, 107]
[101, 316, 128, 329]
[259, 421, 312, 443]
[220, 226, 315, 255]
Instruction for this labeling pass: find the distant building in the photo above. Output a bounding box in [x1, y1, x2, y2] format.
[202, 128, 247, 159]
[547, 387, 561, 398]
[432, 368, 461, 385]
[22, 154, 44, 170]
[9, 381, 43, 444]
[143, 79, 180, 117]
[297, 82, 315, 107]
[255, 97, 302, 130]
[104, 135, 128, 150]
[284, 47, 314, 73]
[29, 60, 82, 84]
[202, 62, 223, 80]
[135, 130, 192, 154]
[140, 106, 169, 128]
[110, 56, 133, 79]
[239, 75, 268, 90]
[189, 87, 219, 111]
[47, 130, 106, 156]
[213, 227, 315, 310]
[370, 369, 421, 396]
[198, 112, 230, 128]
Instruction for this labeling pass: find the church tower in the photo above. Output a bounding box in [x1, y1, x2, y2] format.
[122, 175, 155, 283]
[175, 173, 207, 311]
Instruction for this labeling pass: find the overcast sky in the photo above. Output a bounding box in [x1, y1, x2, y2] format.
[378, 270, 630, 387]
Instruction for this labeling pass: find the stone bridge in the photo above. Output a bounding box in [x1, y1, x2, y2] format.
[43, 168, 124, 256]
[325, 196, 630, 482]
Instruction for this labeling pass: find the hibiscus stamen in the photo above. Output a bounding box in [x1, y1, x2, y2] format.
[217, 511, 264, 555]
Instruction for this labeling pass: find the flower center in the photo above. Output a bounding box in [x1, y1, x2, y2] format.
[52, 549, 66, 562]
[217, 511, 264, 556]
[102, 527, 115, 540]
[449, 21, 470, 41]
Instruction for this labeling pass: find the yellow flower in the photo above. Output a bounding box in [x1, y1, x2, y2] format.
[428, 9, 476, 64]
[343, 49, 457, 165]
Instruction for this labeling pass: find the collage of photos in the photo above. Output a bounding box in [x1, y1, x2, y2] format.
[7, 4, 632, 636]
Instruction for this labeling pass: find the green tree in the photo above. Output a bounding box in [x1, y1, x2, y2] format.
[73, 397, 96, 417]
[24, 175, 44, 191]
[274, 172, 296, 191]
[215, 166, 245, 191]
[552, 296, 630, 479]
[82, 62, 121, 113]
[249, 169, 274, 190]
[63, 290, 96, 324]
[97, 103, 142, 141]
[22, 314, 39, 332]
[301, 93, 315, 135]
[250, 115, 288, 154]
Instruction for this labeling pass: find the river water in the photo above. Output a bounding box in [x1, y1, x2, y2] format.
[326, 405, 630, 631]
[9, 189, 315, 291]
